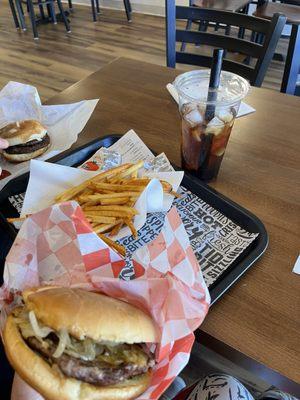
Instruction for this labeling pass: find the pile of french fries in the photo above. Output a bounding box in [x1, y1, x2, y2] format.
[8, 161, 179, 256]
[53, 161, 179, 256]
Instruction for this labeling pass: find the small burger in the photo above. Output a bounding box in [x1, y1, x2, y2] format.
[0, 120, 50, 162]
[3, 287, 157, 400]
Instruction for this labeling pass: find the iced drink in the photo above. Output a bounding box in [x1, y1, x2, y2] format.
[174, 70, 249, 181]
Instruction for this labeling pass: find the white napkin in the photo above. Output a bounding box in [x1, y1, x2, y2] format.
[166, 83, 255, 117]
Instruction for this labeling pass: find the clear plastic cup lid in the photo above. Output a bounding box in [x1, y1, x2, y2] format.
[173, 70, 250, 106]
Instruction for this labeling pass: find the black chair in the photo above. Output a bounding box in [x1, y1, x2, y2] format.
[165, 2, 286, 86]
[11, 0, 71, 39]
[90, 0, 132, 22]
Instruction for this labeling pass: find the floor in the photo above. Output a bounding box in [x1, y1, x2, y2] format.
[1, 3, 289, 102]
[0, 3, 293, 397]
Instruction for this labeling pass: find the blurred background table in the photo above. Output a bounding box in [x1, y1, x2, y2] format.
[191, 0, 252, 11]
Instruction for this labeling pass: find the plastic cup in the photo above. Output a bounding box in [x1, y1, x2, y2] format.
[173, 70, 249, 181]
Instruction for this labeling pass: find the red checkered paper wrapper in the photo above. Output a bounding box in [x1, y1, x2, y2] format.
[0, 201, 210, 400]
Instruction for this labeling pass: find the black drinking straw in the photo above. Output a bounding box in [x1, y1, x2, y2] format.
[204, 48, 224, 122]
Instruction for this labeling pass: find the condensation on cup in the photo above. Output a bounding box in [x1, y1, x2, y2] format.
[174, 70, 249, 181]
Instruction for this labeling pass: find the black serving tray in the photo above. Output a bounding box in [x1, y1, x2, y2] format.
[0, 135, 268, 399]
[0, 134, 268, 303]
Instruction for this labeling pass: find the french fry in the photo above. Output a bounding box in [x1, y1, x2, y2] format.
[81, 188, 94, 196]
[98, 234, 126, 257]
[109, 160, 144, 183]
[128, 198, 137, 207]
[7, 216, 28, 223]
[124, 218, 138, 238]
[125, 178, 151, 186]
[83, 205, 138, 214]
[93, 222, 121, 234]
[109, 220, 123, 236]
[81, 201, 99, 208]
[102, 163, 133, 181]
[82, 198, 130, 208]
[91, 189, 115, 194]
[91, 222, 104, 230]
[86, 216, 117, 224]
[55, 163, 132, 202]
[160, 180, 173, 192]
[91, 183, 145, 192]
[100, 197, 130, 205]
[123, 178, 179, 197]
[84, 211, 136, 218]
[78, 192, 140, 202]
[170, 190, 181, 199]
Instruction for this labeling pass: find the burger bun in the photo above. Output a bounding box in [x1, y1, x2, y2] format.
[0, 120, 47, 146]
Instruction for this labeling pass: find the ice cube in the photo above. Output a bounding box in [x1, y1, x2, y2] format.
[217, 110, 234, 123]
[205, 116, 224, 136]
[183, 106, 203, 128]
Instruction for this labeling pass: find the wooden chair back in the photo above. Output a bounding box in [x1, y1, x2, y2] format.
[165, 2, 286, 86]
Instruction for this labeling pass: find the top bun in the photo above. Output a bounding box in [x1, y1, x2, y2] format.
[23, 287, 158, 344]
[0, 120, 47, 146]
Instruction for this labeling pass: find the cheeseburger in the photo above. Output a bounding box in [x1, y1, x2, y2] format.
[0, 120, 50, 162]
[3, 287, 157, 400]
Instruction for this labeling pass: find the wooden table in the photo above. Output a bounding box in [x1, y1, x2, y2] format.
[255, 1, 300, 95]
[46, 57, 300, 395]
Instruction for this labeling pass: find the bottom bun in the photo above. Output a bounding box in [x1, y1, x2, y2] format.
[3, 144, 50, 162]
[3, 315, 152, 400]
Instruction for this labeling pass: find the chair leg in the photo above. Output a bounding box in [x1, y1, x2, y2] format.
[37, 0, 45, 19]
[95, 0, 100, 14]
[200, 20, 208, 32]
[180, 19, 192, 52]
[223, 25, 231, 58]
[195, 20, 208, 47]
[56, 0, 71, 32]
[256, 32, 264, 45]
[46, 3, 52, 18]
[123, 0, 132, 22]
[244, 30, 257, 65]
[9, 0, 20, 29]
[238, 25, 245, 39]
[27, 0, 39, 39]
[49, 2, 57, 24]
[15, 0, 27, 31]
[19, 0, 25, 15]
[238, 4, 249, 39]
[90, 0, 97, 21]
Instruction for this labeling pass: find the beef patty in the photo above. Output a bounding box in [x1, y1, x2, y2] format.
[26, 336, 154, 386]
[5, 134, 50, 154]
